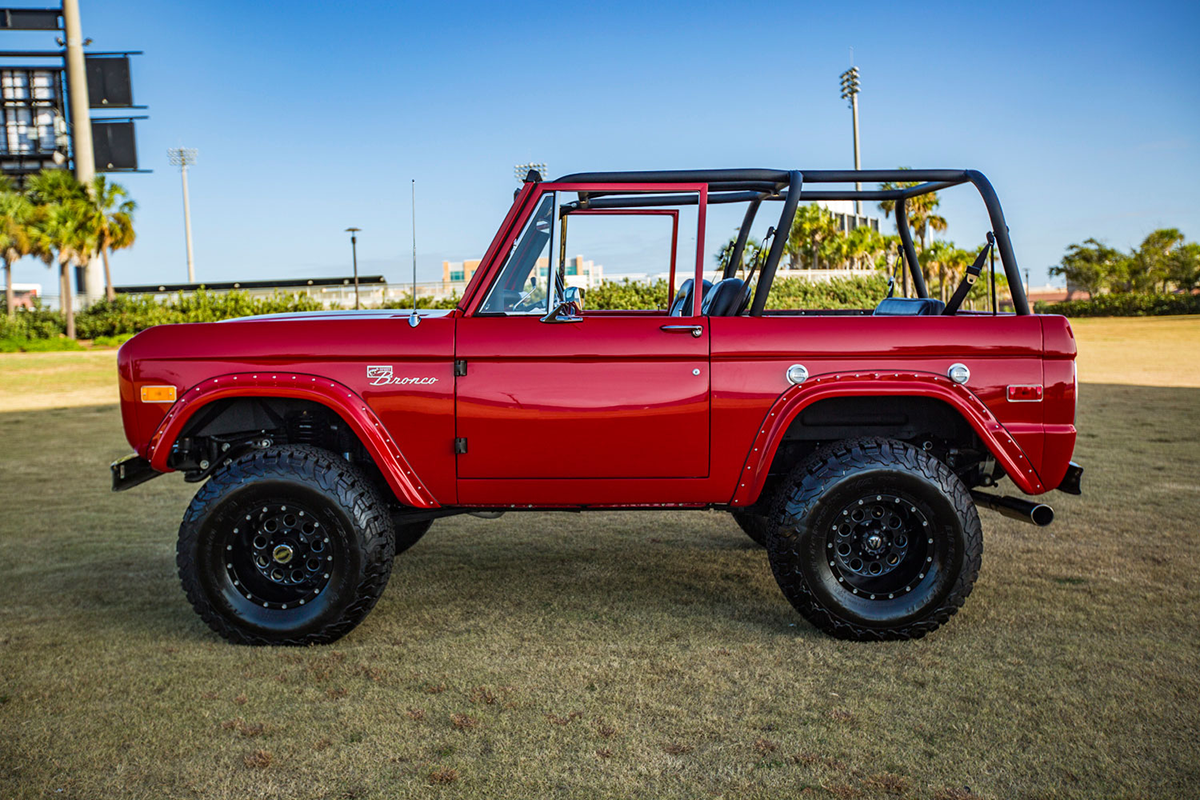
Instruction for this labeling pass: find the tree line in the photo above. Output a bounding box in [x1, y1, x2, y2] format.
[1050, 229, 1198, 297]
[0, 169, 136, 338]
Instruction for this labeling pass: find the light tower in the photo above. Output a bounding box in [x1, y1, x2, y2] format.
[167, 147, 198, 283]
[839, 65, 862, 215]
[514, 162, 547, 183]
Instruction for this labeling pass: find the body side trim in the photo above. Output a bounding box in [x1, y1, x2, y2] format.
[729, 370, 1046, 506]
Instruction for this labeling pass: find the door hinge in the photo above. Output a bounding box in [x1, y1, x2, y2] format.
[454, 437, 468, 454]
[454, 359, 468, 377]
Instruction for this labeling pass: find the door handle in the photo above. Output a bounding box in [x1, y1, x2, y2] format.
[660, 325, 703, 338]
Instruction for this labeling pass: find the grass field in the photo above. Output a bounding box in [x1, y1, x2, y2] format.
[1, 317, 1198, 799]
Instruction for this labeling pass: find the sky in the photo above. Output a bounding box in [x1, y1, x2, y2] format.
[6, 0, 1200, 290]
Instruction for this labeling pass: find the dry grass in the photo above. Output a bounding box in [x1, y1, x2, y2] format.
[0, 349, 118, 412]
[1, 318, 1198, 798]
[1071, 315, 1200, 387]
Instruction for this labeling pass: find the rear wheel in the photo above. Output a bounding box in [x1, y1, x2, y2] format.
[177, 445, 396, 646]
[766, 438, 981, 641]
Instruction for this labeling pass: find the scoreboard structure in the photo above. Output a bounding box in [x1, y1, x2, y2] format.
[0, 7, 144, 178]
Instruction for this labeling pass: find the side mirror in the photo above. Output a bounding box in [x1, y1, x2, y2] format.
[540, 298, 582, 324]
[564, 285, 584, 310]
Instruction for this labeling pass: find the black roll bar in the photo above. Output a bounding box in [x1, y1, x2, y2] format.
[553, 168, 1031, 315]
[895, 199, 929, 299]
[750, 171, 803, 317]
[724, 197, 763, 279]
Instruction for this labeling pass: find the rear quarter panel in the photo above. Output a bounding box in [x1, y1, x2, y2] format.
[711, 314, 1061, 500]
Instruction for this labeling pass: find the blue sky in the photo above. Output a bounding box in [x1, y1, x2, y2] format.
[7, 0, 1199, 289]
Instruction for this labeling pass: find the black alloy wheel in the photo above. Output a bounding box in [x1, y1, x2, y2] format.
[766, 438, 982, 641]
[177, 446, 396, 645]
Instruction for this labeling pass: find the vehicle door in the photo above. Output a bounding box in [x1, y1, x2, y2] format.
[455, 185, 710, 497]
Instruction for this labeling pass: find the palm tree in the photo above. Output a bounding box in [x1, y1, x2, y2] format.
[845, 226, 883, 271]
[784, 204, 839, 270]
[0, 175, 35, 318]
[82, 176, 136, 301]
[879, 169, 947, 293]
[27, 170, 93, 339]
[715, 231, 762, 275]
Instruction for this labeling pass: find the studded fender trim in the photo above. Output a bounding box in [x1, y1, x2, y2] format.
[147, 372, 439, 509]
[730, 370, 1045, 507]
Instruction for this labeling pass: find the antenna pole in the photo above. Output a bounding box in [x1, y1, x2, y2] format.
[409, 179, 419, 327]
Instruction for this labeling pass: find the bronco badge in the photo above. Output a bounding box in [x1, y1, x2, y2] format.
[367, 365, 438, 386]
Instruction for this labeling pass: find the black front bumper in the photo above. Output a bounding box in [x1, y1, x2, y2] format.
[1056, 461, 1083, 495]
[111, 454, 162, 492]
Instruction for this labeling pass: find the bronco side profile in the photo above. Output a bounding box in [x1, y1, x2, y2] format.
[112, 168, 1082, 645]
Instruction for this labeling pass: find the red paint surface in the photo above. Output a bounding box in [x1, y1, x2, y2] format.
[116, 182, 1079, 509]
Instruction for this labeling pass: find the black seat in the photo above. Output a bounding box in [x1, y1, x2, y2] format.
[669, 279, 711, 316]
[701, 278, 747, 316]
[873, 297, 946, 316]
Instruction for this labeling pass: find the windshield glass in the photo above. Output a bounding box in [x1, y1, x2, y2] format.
[480, 193, 555, 314]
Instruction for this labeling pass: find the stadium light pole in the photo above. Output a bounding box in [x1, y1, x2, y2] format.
[514, 162, 547, 183]
[167, 147, 198, 283]
[839, 65, 862, 216]
[345, 227, 362, 310]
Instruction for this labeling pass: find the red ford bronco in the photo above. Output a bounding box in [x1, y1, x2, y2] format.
[112, 168, 1082, 645]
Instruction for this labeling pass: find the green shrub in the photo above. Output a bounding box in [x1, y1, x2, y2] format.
[1034, 293, 1200, 317]
[381, 293, 461, 310]
[764, 274, 889, 309]
[0, 336, 83, 353]
[73, 289, 327, 338]
[90, 333, 138, 349]
[584, 275, 892, 311]
[0, 299, 66, 340]
[587, 279, 671, 310]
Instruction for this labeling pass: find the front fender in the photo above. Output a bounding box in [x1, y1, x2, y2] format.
[147, 372, 440, 509]
[729, 369, 1045, 506]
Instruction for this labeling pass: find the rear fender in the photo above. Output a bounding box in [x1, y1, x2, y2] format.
[730, 369, 1045, 506]
[147, 372, 439, 509]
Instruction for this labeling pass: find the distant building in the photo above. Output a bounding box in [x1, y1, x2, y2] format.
[8, 283, 42, 309]
[442, 255, 603, 296]
[818, 200, 881, 234]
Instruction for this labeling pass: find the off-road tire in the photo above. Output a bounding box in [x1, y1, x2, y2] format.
[393, 519, 433, 555]
[730, 508, 771, 546]
[766, 437, 982, 641]
[177, 445, 396, 646]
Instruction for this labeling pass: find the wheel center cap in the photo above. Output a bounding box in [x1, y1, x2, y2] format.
[272, 544, 294, 564]
[865, 533, 884, 550]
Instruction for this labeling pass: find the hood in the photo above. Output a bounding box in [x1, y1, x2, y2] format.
[220, 308, 456, 323]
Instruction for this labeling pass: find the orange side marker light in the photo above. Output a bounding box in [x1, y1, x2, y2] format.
[141, 385, 177, 403]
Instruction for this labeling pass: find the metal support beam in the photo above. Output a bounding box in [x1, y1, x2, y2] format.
[724, 197, 763, 279]
[750, 171, 802, 317]
[894, 199, 928, 299]
[62, 0, 102, 302]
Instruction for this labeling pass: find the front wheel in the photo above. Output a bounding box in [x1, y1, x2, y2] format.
[176, 446, 396, 646]
[766, 438, 982, 641]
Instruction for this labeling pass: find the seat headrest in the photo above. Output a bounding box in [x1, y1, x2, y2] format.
[873, 297, 947, 316]
[702, 278, 746, 316]
[669, 278, 711, 316]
